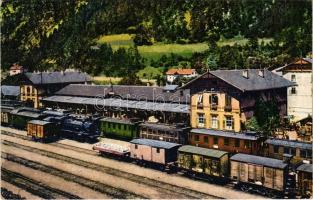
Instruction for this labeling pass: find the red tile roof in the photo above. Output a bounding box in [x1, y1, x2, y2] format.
[10, 64, 24, 70]
[166, 69, 195, 75]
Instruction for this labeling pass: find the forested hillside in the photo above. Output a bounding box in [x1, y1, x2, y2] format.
[1, 0, 311, 77]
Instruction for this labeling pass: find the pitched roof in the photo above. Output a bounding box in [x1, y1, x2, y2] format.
[265, 138, 312, 150]
[28, 120, 53, 126]
[55, 84, 190, 103]
[178, 145, 228, 158]
[24, 72, 91, 85]
[130, 138, 181, 149]
[182, 69, 295, 92]
[297, 163, 312, 173]
[1, 85, 20, 96]
[140, 122, 189, 131]
[166, 69, 195, 75]
[231, 153, 288, 169]
[191, 128, 259, 140]
[277, 58, 312, 72]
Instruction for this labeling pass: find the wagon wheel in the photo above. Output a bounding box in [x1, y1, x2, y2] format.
[240, 184, 249, 192]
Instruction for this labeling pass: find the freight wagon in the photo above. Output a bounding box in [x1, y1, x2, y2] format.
[296, 163, 312, 198]
[27, 120, 59, 142]
[177, 145, 229, 181]
[1, 106, 14, 126]
[230, 153, 289, 197]
[129, 138, 181, 170]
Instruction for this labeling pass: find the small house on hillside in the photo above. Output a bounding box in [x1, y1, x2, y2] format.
[9, 64, 28, 76]
[166, 68, 198, 83]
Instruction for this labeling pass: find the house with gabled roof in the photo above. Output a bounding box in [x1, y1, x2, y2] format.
[3, 71, 92, 108]
[181, 68, 294, 133]
[166, 68, 198, 83]
[275, 58, 312, 121]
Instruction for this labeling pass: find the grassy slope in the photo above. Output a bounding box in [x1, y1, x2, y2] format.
[96, 34, 273, 62]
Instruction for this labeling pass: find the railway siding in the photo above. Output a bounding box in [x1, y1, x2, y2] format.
[1, 130, 264, 199]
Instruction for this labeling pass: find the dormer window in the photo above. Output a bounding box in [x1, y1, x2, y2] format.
[291, 74, 296, 82]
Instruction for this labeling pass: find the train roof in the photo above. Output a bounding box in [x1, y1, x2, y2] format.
[297, 163, 312, 173]
[265, 138, 312, 150]
[28, 120, 53, 125]
[178, 145, 228, 158]
[191, 129, 259, 140]
[230, 154, 288, 169]
[100, 117, 141, 125]
[11, 107, 43, 118]
[1, 105, 15, 113]
[140, 122, 189, 131]
[130, 139, 181, 149]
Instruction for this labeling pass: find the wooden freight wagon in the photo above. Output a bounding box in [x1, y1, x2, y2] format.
[27, 120, 58, 142]
[296, 163, 312, 198]
[100, 118, 141, 140]
[230, 153, 288, 196]
[178, 145, 229, 179]
[129, 138, 181, 170]
[1, 106, 14, 126]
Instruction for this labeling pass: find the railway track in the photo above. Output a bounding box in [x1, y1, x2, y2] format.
[2, 152, 143, 199]
[1, 168, 80, 199]
[2, 138, 221, 199]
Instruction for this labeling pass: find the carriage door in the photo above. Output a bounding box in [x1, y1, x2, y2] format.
[204, 158, 212, 175]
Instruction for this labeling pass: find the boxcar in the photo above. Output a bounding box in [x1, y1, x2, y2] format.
[265, 138, 312, 164]
[177, 145, 229, 179]
[129, 138, 181, 169]
[100, 118, 141, 140]
[1, 106, 14, 126]
[230, 153, 288, 196]
[139, 122, 190, 144]
[296, 163, 312, 197]
[27, 120, 58, 141]
[10, 107, 44, 129]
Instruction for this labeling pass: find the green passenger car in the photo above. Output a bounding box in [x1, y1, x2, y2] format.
[99, 118, 141, 140]
[178, 145, 229, 178]
[10, 107, 44, 130]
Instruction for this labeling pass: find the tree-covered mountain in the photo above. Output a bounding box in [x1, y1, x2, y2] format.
[1, 0, 311, 76]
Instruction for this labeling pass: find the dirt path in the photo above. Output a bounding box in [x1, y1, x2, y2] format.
[1, 134, 263, 199]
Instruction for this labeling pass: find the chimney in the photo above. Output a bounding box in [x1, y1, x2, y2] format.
[242, 69, 249, 78]
[258, 69, 264, 78]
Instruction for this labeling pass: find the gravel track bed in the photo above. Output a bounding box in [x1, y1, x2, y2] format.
[2, 152, 143, 199]
[1, 168, 80, 199]
[2, 139, 218, 199]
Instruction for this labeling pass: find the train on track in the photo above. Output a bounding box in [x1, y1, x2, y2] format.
[92, 139, 312, 198]
[1, 106, 312, 198]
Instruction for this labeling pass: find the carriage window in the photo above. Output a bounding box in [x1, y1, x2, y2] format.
[213, 137, 218, 145]
[135, 144, 138, 149]
[194, 135, 200, 142]
[284, 147, 289, 154]
[290, 148, 296, 156]
[244, 140, 251, 148]
[112, 123, 116, 129]
[156, 148, 160, 153]
[300, 150, 307, 158]
[235, 139, 240, 147]
[274, 145, 279, 153]
[224, 138, 229, 146]
[108, 123, 111, 128]
[204, 136, 208, 143]
[307, 150, 312, 158]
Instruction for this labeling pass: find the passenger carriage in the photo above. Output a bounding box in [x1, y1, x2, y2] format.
[100, 118, 141, 140]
